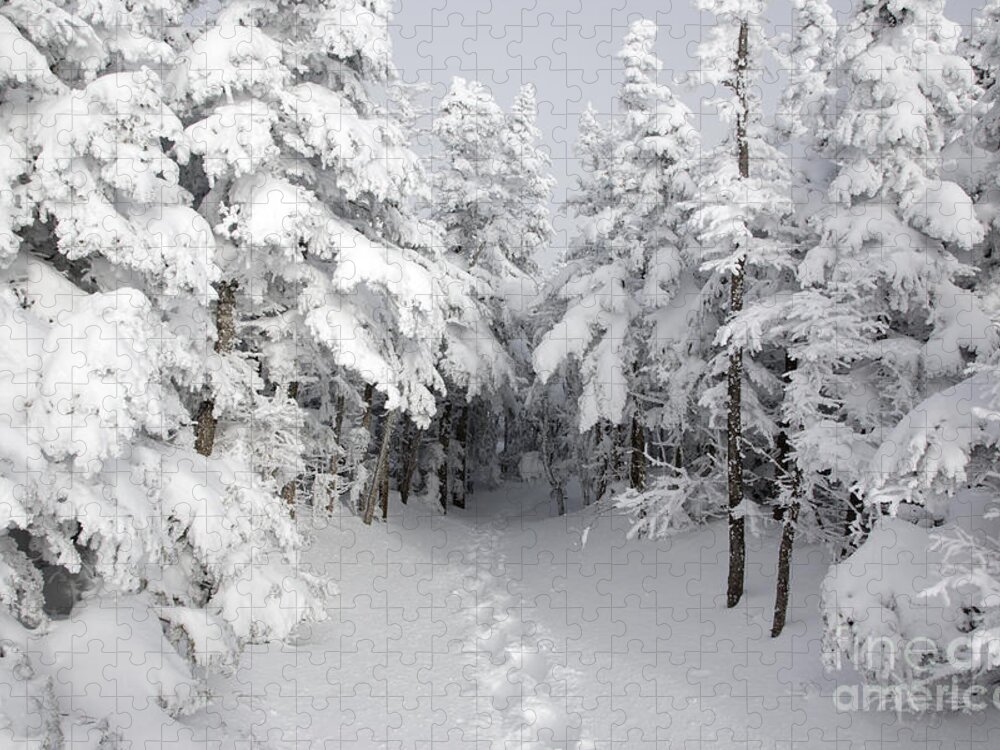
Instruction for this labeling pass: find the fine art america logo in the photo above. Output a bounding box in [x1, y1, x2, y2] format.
[831, 634, 1000, 712]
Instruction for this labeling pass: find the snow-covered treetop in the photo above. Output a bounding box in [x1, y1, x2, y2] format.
[826, 0, 983, 249]
[535, 19, 700, 433]
[693, 0, 768, 89]
[775, 0, 838, 140]
[433, 76, 553, 278]
[618, 19, 663, 113]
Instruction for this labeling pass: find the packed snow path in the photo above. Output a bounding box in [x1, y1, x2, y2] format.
[194, 484, 1000, 748]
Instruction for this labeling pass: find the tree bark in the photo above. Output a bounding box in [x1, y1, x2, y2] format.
[358, 383, 376, 514]
[437, 400, 452, 513]
[771, 495, 800, 637]
[540, 410, 566, 516]
[453, 402, 470, 509]
[362, 410, 398, 525]
[195, 280, 238, 457]
[327, 393, 346, 512]
[398, 423, 420, 505]
[629, 412, 646, 491]
[726, 19, 751, 610]
[841, 490, 870, 558]
[770, 353, 800, 636]
[280, 381, 300, 516]
[772, 353, 798, 520]
[379, 467, 390, 521]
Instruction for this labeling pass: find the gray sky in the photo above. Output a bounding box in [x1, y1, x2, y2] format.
[388, 0, 984, 259]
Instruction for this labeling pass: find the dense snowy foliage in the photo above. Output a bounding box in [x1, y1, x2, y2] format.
[3, 0, 1000, 741]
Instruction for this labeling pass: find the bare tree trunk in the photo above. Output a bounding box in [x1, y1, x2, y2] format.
[453, 401, 470, 509]
[380, 467, 389, 521]
[771, 494, 800, 637]
[361, 384, 375, 431]
[629, 412, 646, 491]
[398, 422, 420, 505]
[594, 421, 611, 503]
[362, 410, 398, 525]
[437, 400, 452, 513]
[280, 381, 300, 516]
[327, 393, 346, 512]
[195, 280, 238, 457]
[770, 353, 800, 636]
[726, 19, 751, 610]
[358, 383, 376, 514]
[540, 411, 566, 516]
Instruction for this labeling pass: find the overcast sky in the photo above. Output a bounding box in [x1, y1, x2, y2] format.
[388, 0, 984, 258]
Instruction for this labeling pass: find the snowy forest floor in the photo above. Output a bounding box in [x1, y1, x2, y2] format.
[188, 483, 999, 749]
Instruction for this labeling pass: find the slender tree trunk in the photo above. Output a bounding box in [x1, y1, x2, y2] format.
[361, 384, 375, 430]
[726, 19, 751, 610]
[380, 467, 389, 521]
[453, 402, 470, 509]
[501, 406, 516, 477]
[770, 354, 800, 636]
[725, 341, 746, 609]
[327, 393, 346, 512]
[594, 422, 611, 503]
[772, 353, 798, 520]
[612, 423, 628, 482]
[363, 410, 398, 525]
[841, 490, 870, 558]
[195, 280, 238, 457]
[358, 383, 376, 514]
[771, 493, 800, 637]
[437, 400, 452, 513]
[540, 411, 566, 516]
[629, 412, 646, 491]
[280, 381, 300, 515]
[398, 423, 420, 505]
[773, 426, 791, 522]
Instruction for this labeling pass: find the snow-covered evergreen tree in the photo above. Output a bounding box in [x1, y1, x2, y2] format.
[774, 0, 989, 522]
[0, 0, 324, 743]
[533, 20, 701, 511]
[431, 77, 552, 506]
[776, 0, 1000, 698]
[170, 0, 469, 518]
[685, 0, 797, 607]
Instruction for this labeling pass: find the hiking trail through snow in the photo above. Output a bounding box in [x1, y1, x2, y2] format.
[459, 525, 593, 749]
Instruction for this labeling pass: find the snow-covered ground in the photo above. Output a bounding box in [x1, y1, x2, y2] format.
[192, 483, 999, 748]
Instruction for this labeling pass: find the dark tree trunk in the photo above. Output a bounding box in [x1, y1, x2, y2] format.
[629, 412, 646, 491]
[770, 353, 800, 636]
[380, 468, 390, 521]
[725, 342, 746, 609]
[194, 400, 217, 458]
[327, 393, 347, 512]
[280, 381, 300, 516]
[362, 410, 398, 525]
[437, 400, 452, 513]
[594, 421, 611, 503]
[540, 411, 566, 516]
[841, 490, 870, 558]
[358, 383, 376, 514]
[453, 402, 470, 509]
[726, 19, 751, 610]
[195, 280, 238, 457]
[613, 423, 628, 481]
[398, 423, 420, 505]
[772, 353, 798, 519]
[771, 496, 800, 637]
[361, 383, 375, 431]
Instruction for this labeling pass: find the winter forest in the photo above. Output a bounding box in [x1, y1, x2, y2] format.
[3, 0, 1000, 745]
